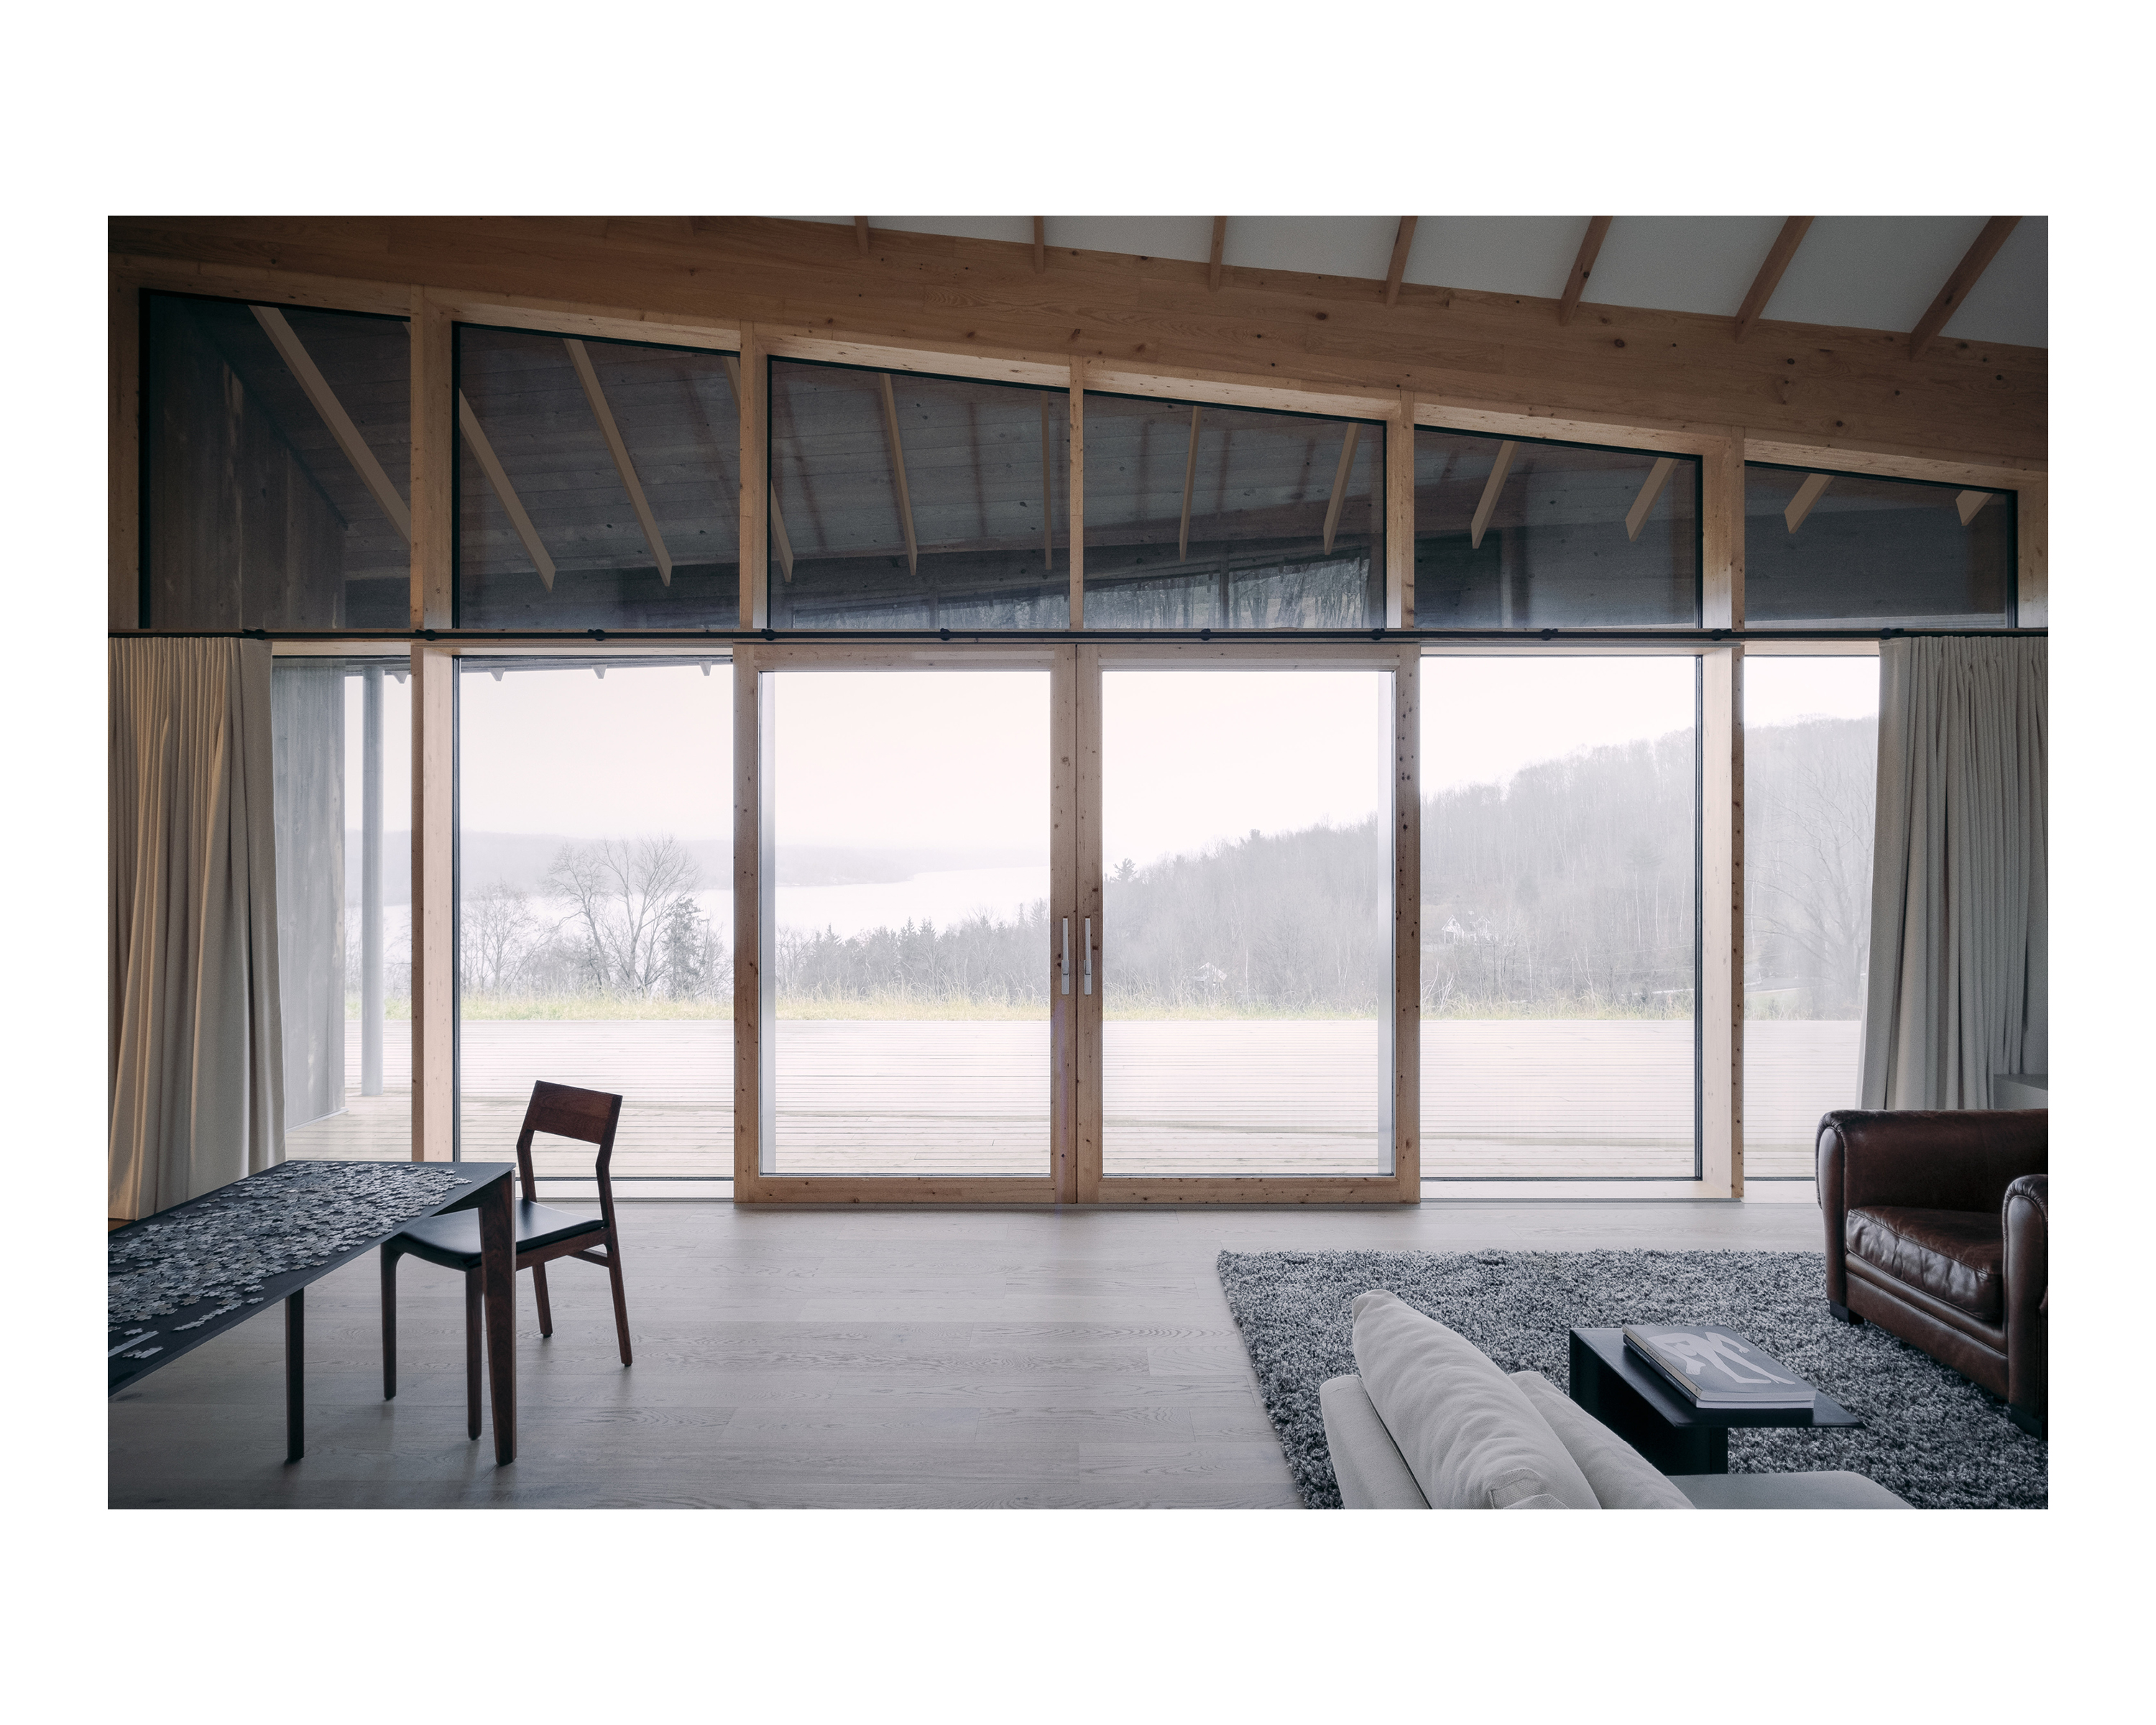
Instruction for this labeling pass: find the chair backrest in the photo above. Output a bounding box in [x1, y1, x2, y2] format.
[514, 1081, 625, 1219]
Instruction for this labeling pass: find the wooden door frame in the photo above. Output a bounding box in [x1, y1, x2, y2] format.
[1080, 640, 1422, 1205]
[731, 640, 1069, 1204]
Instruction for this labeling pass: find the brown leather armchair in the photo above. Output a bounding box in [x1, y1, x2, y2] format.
[1817, 1109, 2047, 1438]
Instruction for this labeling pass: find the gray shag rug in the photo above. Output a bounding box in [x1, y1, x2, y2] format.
[1217, 1249, 2046, 1510]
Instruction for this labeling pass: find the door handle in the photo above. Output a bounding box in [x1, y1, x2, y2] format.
[1060, 917, 1072, 995]
[1083, 916, 1093, 996]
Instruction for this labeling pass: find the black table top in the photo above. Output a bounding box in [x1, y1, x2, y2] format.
[1570, 1327, 1864, 1432]
[109, 1161, 514, 1398]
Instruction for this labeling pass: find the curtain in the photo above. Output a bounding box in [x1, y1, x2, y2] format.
[1859, 636, 2047, 1110]
[109, 638, 285, 1219]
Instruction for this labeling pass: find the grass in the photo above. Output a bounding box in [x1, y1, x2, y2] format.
[369, 992, 1712, 1024]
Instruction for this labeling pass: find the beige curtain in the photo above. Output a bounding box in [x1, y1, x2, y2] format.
[109, 638, 285, 1218]
[1860, 636, 2047, 1110]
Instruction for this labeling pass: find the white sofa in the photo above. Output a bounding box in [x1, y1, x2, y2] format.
[1320, 1291, 1909, 1510]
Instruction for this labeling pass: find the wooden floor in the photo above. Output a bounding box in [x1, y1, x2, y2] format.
[286, 1018, 1853, 1179]
[108, 1197, 1825, 1509]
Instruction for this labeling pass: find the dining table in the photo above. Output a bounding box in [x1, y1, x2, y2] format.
[109, 1159, 520, 1464]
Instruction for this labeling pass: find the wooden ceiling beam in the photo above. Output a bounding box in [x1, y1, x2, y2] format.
[457, 392, 556, 588]
[249, 304, 412, 541]
[1558, 218, 1613, 327]
[1322, 424, 1360, 553]
[877, 373, 920, 576]
[1470, 441, 1518, 549]
[1956, 489, 1991, 526]
[1179, 405, 1204, 559]
[1733, 217, 1813, 342]
[1208, 218, 1227, 293]
[1624, 456, 1678, 542]
[1382, 218, 1418, 307]
[1783, 472, 1832, 533]
[1909, 217, 2020, 359]
[564, 337, 673, 584]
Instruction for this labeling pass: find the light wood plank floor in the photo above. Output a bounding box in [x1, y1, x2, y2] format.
[108, 1198, 1825, 1509]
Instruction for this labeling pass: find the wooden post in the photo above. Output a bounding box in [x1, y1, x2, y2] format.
[1051, 645, 1079, 1204]
[1701, 429, 1745, 630]
[1067, 360, 1085, 629]
[1700, 645, 1743, 1200]
[410, 645, 453, 1161]
[740, 325, 769, 630]
[110, 274, 141, 630]
[2016, 477, 2047, 627]
[1391, 645, 1421, 1197]
[407, 285, 457, 1162]
[1073, 645, 1103, 1202]
[1387, 395, 1416, 627]
[733, 645, 773, 1189]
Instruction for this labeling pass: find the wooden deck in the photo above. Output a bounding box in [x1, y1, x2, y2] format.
[285, 1018, 1854, 1181]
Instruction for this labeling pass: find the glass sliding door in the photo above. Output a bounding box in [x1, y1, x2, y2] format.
[1420, 656, 1699, 1178]
[456, 656, 734, 1178]
[765, 668, 1053, 1177]
[1743, 656, 1879, 1179]
[1099, 667, 1395, 1177]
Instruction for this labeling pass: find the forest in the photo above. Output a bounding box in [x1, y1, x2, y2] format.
[442, 716, 1874, 1021]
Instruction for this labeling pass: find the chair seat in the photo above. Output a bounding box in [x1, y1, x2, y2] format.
[392, 1199, 605, 1271]
[1846, 1205, 2004, 1321]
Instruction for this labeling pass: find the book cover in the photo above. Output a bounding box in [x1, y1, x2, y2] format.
[1621, 1325, 1815, 1409]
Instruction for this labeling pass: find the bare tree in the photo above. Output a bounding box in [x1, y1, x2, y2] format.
[461, 881, 540, 995]
[543, 837, 703, 998]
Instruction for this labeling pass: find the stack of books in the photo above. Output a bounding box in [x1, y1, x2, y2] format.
[1621, 1325, 1816, 1411]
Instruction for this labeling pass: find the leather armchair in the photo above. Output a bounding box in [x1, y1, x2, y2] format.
[1817, 1109, 2047, 1437]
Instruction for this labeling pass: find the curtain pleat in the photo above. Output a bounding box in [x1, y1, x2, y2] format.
[1859, 636, 2047, 1109]
[109, 638, 285, 1218]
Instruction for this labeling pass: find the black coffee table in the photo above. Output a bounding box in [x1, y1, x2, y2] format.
[1567, 1328, 1862, 1474]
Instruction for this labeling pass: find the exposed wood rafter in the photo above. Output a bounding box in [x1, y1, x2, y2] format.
[1957, 489, 1991, 526]
[457, 393, 556, 588]
[1469, 441, 1518, 550]
[1733, 217, 1814, 342]
[1033, 218, 1046, 274]
[1784, 472, 1832, 533]
[1178, 404, 1204, 559]
[1909, 217, 2021, 359]
[854, 217, 870, 256]
[877, 373, 920, 576]
[249, 304, 412, 541]
[1382, 218, 1419, 307]
[564, 337, 672, 584]
[723, 354, 793, 580]
[1208, 218, 1227, 293]
[1624, 456, 1678, 543]
[1322, 425, 1360, 553]
[1557, 218, 1613, 328]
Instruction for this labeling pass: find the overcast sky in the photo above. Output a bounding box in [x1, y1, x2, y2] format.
[358, 653, 1879, 855]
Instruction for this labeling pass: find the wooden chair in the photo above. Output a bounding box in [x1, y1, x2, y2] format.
[381, 1081, 632, 1438]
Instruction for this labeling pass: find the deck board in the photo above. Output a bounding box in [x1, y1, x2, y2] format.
[285, 1018, 1856, 1181]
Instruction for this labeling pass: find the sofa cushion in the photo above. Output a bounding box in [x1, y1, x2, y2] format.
[1319, 1375, 1431, 1509]
[1511, 1371, 1695, 1509]
[1350, 1290, 1600, 1510]
[1846, 1205, 2004, 1321]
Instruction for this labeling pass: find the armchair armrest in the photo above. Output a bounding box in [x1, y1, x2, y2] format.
[2004, 1174, 2047, 1429]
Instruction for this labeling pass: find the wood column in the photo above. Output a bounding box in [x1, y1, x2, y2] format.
[1701, 428, 1745, 630]
[1700, 645, 1743, 1200]
[1072, 645, 1103, 1202]
[1391, 645, 1421, 1197]
[1050, 645, 1079, 1204]
[1067, 360, 1085, 629]
[2016, 477, 2047, 627]
[1387, 395, 1415, 627]
[740, 325, 768, 630]
[410, 288, 453, 630]
[733, 645, 773, 1188]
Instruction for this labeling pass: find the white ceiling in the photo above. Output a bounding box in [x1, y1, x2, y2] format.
[790, 215, 2048, 347]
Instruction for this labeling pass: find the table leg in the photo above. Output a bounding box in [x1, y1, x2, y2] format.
[285, 1289, 305, 1463]
[478, 1177, 517, 1464]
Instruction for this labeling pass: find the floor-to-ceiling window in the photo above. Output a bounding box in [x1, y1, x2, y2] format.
[456, 656, 734, 1177]
[1419, 656, 1700, 1177]
[1742, 653, 1879, 1177]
